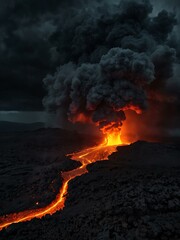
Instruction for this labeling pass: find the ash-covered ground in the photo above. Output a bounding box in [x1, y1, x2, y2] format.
[0, 131, 180, 240]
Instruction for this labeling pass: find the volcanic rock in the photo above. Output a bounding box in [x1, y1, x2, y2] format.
[0, 140, 180, 240]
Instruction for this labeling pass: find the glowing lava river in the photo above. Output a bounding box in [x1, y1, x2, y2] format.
[0, 134, 126, 231]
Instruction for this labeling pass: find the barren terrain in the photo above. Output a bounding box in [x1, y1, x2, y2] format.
[0, 130, 180, 240]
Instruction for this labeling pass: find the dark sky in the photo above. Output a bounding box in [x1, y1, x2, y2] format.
[0, 0, 179, 113]
[0, 0, 103, 111]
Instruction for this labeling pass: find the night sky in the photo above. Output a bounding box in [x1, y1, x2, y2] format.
[0, 0, 179, 133]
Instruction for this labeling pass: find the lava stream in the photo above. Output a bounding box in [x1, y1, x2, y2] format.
[0, 140, 121, 231]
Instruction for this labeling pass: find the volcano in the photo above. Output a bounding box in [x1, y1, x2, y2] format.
[0, 0, 180, 239]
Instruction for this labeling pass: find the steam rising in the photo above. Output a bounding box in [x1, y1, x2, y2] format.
[43, 0, 178, 134]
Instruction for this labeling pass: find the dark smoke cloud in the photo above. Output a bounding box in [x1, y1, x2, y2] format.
[43, 0, 179, 135]
[43, 47, 155, 130]
[0, 0, 179, 138]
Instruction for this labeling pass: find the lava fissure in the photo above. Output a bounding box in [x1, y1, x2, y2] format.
[0, 133, 126, 231]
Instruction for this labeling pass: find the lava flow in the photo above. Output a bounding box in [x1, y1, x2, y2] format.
[0, 131, 126, 231]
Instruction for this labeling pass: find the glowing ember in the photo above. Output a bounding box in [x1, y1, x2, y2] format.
[0, 133, 127, 231]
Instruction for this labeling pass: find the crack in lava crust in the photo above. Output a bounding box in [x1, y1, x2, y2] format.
[0, 143, 119, 231]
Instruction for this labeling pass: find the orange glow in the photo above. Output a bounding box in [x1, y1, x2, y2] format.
[100, 121, 129, 146]
[123, 105, 142, 114]
[0, 137, 127, 231]
[105, 131, 122, 146]
[69, 113, 91, 123]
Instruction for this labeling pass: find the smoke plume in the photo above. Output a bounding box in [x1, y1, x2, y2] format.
[43, 0, 179, 137]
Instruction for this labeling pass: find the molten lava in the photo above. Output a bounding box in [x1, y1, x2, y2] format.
[105, 131, 123, 146]
[0, 131, 127, 231]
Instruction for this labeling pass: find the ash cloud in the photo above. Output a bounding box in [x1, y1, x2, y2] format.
[0, 0, 179, 137]
[43, 0, 179, 135]
[43, 47, 155, 130]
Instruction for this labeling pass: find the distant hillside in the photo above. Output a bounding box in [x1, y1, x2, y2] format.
[0, 121, 44, 132]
